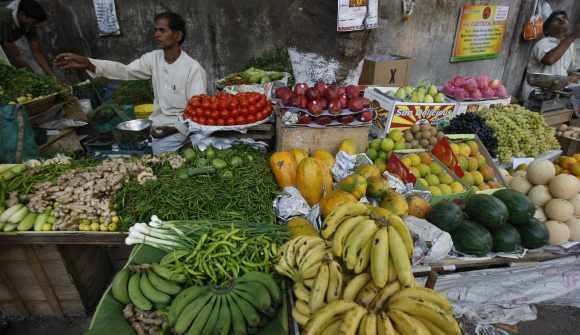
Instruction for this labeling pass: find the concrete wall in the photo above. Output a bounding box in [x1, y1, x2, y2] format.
[19, 0, 580, 95]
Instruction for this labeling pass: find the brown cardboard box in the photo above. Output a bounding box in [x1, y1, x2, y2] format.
[359, 55, 412, 87]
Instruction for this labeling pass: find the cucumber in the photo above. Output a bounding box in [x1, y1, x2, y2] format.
[128, 273, 152, 311]
[147, 271, 181, 295]
[33, 214, 48, 231]
[8, 207, 29, 224]
[0, 204, 23, 222]
[17, 212, 37, 231]
[111, 269, 130, 304]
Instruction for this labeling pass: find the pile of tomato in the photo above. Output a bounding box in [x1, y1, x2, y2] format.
[183, 92, 273, 126]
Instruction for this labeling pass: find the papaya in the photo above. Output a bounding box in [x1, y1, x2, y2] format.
[290, 148, 308, 165]
[287, 217, 318, 238]
[270, 152, 296, 187]
[380, 192, 409, 216]
[337, 173, 367, 200]
[319, 162, 334, 195]
[407, 196, 431, 219]
[319, 190, 358, 217]
[366, 176, 390, 198]
[312, 149, 335, 169]
[356, 164, 381, 179]
[338, 139, 357, 155]
[296, 158, 324, 206]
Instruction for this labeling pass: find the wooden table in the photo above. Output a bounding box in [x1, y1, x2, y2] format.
[0, 232, 129, 319]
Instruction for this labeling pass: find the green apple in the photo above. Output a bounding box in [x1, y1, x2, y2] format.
[380, 138, 395, 152]
[417, 178, 429, 188]
[394, 141, 406, 150]
[394, 88, 406, 100]
[428, 85, 438, 96]
[435, 93, 446, 103]
[389, 129, 403, 142]
[423, 95, 434, 103]
[378, 151, 389, 161]
[370, 139, 382, 151]
[366, 148, 378, 160]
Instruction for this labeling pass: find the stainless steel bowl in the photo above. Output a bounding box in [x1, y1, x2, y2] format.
[115, 119, 152, 143]
[527, 73, 569, 91]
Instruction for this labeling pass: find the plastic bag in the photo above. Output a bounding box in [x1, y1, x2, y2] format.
[0, 105, 38, 163]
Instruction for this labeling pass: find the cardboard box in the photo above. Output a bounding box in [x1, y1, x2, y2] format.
[359, 55, 412, 87]
[364, 87, 457, 138]
[454, 96, 512, 116]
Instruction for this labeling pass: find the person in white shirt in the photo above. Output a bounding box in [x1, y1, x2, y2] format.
[521, 10, 579, 102]
[54, 12, 207, 154]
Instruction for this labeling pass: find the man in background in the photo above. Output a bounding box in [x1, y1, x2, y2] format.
[0, 0, 53, 75]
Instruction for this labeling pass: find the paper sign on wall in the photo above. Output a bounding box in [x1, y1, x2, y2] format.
[451, 5, 510, 62]
[93, 0, 121, 36]
[337, 0, 378, 32]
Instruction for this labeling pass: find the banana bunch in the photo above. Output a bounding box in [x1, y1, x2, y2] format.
[323, 202, 415, 288]
[111, 263, 186, 311]
[168, 271, 281, 335]
[300, 287, 460, 335]
[275, 235, 332, 283]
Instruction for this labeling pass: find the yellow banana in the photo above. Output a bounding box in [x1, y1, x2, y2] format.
[292, 307, 309, 326]
[387, 256, 397, 284]
[344, 220, 378, 270]
[300, 262, 323, 281]
[372, 212, 413, 257]
[360, 312, 378, 335]
[370, 281, 401, 311]
[303, 279, 315, 288]
[332, 215, 369, 257]
[275, 258, 296, 280]
[416, 317, 447, 335]
[414, 317, 432, 335]
[296, 237, 326, 267]
[294, 282, 311, 301]
[387, 310, 424, 335]
[343, 273, 371, 302]
[338, 305, 366, 335]
[320, 317, 342, 335]
[388, 226, 415, 288]
[299, 244, 329, 271]
[354, 231, 376, 273]
[389, 287, 453, 313]
[378, 312, 397, 335]
[295, 299, 310, 316]
[322, 202, 370, 239]
[390, 297, 460, 335]
[356, 281, 380, 308]
[326, 260, 343, 302]
[285, 236, 305, 269]
[370, 227, 389, 288]
[309, 262, 330, 313]
[303, 300, 358, 335]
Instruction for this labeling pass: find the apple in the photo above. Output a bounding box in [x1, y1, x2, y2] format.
[345, 85, 361, 98]
[324, 86, 339, 101]
[294, 83, 308, 96]
[307, 100, 323, 115]
[298, 114, 312, 124]
[306, 87, 320, 101]
[338, 94, 348, 109]
[328, 99, 342, 114]
[314, 81, 327, 95]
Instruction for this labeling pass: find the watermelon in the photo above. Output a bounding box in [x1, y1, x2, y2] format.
[493, 189, 535, 225]
[491, 224, 522, 252]
[517, 217, 549, 249]
[426, 200, 464, 232]
[465, 194, 508, 229]
[452, 220, 493, 256]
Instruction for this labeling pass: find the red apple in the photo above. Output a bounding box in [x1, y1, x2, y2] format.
[289, 94, 300, 107]
[359, 111, 373, 122]
[314, 116, 333, 125]
[345, 85, 361, 98]
[337, 87, 346, 96]
[275, 87, 292, 100]
[314, 81, 327, 95]
[489, 79, 502, 89]
[328, 99, 342, 114]
[324, 86, 339, 101]
[348, 97, 366, 112]
[294, 83, 308, 96]
[338, 94, 348, 109]
[298, 114, 312, 124]
[307, 100, 323, 115]
[338, 115, 355, 124]
[306, 87, 320, 101]
[298, 96, 308, 109]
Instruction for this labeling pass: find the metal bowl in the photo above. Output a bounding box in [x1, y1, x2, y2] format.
[527, 73, 569, 91]
[115, 119, 152, 143]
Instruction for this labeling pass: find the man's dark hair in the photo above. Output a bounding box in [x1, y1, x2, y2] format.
[543, 10, 567, 33]
[155, 12, 186, 45]
[18, 0, 47, 22]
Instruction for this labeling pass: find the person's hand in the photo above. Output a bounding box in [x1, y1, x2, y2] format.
[54, 53, 92, 70]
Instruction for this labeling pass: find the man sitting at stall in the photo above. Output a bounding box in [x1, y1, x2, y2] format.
[54, 12, 207, 154]
[0, 0, 53, 75]
[521, 10, 579, 103]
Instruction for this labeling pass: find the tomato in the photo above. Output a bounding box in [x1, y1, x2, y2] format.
[239, 99, 248, 107]
[198, 117, 207, 124]
[235, 115, 246, 124]
[226, 117, 235, 125]
[266, 104, 273, 113]
[194, 108, 203, 116]
[255, 100, 264, 110]
[218, 100, 228, 110]
[240, 107, 249, 115]
[247, 115, 257, 123]
[248, 105, 257, 115]
[230, 109, 239, 117]
[228, 100, 238, 111]
[203, 109, 211, 117]
[201, 100, 210, 109]
[216, 118, 225, 126]
[208, 119, 217, 126]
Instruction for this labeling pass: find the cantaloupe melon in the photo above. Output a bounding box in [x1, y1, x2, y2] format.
[549, 174, 579, 200]
[544, 199, 574, 222]
[527, 160, 556, 185]
[527, 185, 552, 207]
[544, 220, 570, 245]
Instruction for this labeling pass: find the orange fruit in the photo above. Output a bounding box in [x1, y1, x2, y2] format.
[571, 162, 580, 176]
[479, 165, 496, 182]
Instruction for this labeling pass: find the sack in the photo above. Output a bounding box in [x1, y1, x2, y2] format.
[0, 105, 38, 163]
[523, 0, 543, 41]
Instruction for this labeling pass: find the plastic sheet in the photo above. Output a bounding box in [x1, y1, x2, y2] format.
[331, 151, 373, 181]
[189, 133, 268, 151]
[405, 216, 453, 264]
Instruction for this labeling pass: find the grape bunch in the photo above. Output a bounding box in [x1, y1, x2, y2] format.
[478, 105, 560, 162]
[444, 112, 498, 156]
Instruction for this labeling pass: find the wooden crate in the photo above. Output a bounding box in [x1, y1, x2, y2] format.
[275, 112, 370, 153]
[543, 109, 573, 127]
[0, 244, 113, 319]
[557, 136, 579, 155]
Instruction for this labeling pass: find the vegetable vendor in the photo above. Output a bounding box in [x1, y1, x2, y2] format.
[521, 10, 579, 102]
[54, 12, 207, 154]
[0, 0, 53, 75]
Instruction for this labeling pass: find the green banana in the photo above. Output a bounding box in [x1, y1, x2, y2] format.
[140, 271, 171, 304]
[111, 269, 130, 304]
[151, 263, 186, 283]
[234, 281, 273, 315]
[214, 294, 232, 335]
[168, 286, 207, 326]
[174, 291, 213, 334]
[230, 290, 261, 328]
[128, 273, 152, 311]
[226, 294, 248, 335]
[185, 294, 217, 335]
[147, 270, 181, 295]
[237, 272, 281, 306]
[200, 295, 222, 334]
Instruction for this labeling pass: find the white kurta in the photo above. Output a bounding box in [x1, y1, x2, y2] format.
[521, 37, 577, 101]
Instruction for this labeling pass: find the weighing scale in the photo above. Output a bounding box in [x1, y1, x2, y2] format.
[526, 73, 573, 113]
[84, 119, 153, 158]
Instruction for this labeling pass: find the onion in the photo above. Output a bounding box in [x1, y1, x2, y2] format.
[453, 76, 466, 87]
[470, 89, 483, 100]
[464, 78, 477, 92]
